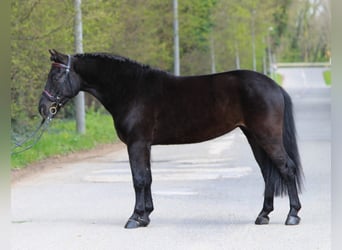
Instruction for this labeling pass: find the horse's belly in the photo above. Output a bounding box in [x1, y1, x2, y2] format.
[153, 118, 238, 145]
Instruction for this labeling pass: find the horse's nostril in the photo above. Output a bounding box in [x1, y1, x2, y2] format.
[39, 105, 47, 118]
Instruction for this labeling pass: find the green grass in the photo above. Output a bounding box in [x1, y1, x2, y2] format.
[11, 110, 118, 169]
[273, 73, 284, 86]
[323, 70, 331, 86]
[268, 73, 283, 85]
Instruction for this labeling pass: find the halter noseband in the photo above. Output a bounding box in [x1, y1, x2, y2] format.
[43, 55, 71, 115]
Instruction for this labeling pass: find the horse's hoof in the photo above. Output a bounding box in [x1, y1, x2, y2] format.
[124, 218, 149, 229]
[255, 215, 270, 225]
[285, 215, 301, 225]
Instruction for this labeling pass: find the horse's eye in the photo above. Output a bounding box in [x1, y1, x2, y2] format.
[52, 73, 64, 83]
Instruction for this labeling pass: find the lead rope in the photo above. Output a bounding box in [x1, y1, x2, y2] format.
[11, 115, 53, 155]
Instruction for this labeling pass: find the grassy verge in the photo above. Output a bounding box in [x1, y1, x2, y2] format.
[11, 110, 118, 169]
[273, 73, 284, 86]
[323, 70, 331, 86]
[268, 73, 283, 86]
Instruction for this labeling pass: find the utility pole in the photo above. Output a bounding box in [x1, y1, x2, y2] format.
[74, 0, 86, 134]
[268, 26, 274, 79]
[210, 35, 216, 74]
[173, 0, 180, 76]
[235, 41, 240, 69]
[251, 9, 256, 71]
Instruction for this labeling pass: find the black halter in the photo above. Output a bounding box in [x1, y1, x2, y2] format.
[42, 55, 71, 115]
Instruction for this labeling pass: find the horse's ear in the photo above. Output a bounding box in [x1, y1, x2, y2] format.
[48, 49, 68, 64]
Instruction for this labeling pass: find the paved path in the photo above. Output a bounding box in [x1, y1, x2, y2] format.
[12, 87, 331, 250]
[276, 67, 329, 88]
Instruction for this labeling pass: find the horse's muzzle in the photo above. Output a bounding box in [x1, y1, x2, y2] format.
[38, 96, 59, 119]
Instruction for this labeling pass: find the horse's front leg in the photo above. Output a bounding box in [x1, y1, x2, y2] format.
[125, 141, 153, 229]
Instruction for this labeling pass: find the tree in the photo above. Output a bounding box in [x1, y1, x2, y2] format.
[277, 0, 331, 62]
[211, 0, 279, 72]
[178, 0, 217, 75]
[11, 0, 74, 132]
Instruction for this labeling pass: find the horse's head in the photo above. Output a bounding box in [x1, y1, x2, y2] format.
[38, 49, 81, 119]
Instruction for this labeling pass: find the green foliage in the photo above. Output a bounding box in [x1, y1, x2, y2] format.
[272, 73, 284, 86]
[11, 110, 117, 169]
[180, 0, 216, 51]
[179, 0, 217, 74]
[11, 0, 74, 131]
[277, 0, 330, 62]
[212, 0, 278, 71]
[272, 0, 292, 49]
[323, 70, 331, 86]
[111, 0, 173, 70]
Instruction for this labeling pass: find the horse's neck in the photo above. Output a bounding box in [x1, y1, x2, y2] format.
[76, 59, 137, 115]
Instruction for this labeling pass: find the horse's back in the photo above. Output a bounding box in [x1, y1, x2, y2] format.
[151, 70, 283, 145]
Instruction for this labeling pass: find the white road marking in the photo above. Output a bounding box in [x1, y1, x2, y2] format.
[83, 166, 252, 183]
[152, 190, 198, 196]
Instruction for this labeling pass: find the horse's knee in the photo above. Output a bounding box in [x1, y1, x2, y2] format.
[133, 171, 152, 190]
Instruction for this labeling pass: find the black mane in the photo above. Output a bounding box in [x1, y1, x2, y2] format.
[72, 52, 172, 109]
[74, 52, 168, 77]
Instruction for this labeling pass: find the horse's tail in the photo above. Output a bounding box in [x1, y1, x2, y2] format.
[273, 88, 304, 196]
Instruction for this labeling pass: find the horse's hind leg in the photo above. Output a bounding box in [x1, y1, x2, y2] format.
[242, 125, 301, 225]
[241, 128, 275, 225]
[284, 157, 301, 225]
[256, 137, 301, 225]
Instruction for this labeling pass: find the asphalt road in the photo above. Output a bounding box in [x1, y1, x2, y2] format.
[276, 67, 329, 88]
[12, 86, 331, 250]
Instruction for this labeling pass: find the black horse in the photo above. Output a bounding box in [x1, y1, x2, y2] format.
[38, 50, 303, 228]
